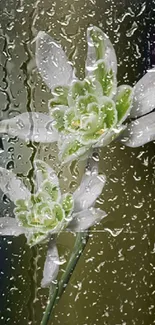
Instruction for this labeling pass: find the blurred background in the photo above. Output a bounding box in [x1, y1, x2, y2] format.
[0, 0, 155, 324]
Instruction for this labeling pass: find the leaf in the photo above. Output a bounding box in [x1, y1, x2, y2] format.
[68, 208, 107, 232]
[0, 167, 30, 202]
[120, 111, 155, 147]
[73, 172, 106, 212]
[115, 85, 133, 123]
[0, 112, 58, 143]
[130, 68, 155, 118]
[41, 239, 59, 287]
[35, 31, 73, 91]
[0, 217, 25, 236]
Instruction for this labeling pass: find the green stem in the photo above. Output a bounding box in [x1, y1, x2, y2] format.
[41, 232, 89, 325]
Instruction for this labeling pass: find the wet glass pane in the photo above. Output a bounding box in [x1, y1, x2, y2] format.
[0, 0, 155, 324]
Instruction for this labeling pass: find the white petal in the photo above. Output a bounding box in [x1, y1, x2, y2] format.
[68, 208, 107, 232]
[34, 159, 59, 189]
[41, 239, 59, 288]
[35, 31, 73, 91]
[130, 68, 155, 118]
[73, 173, 106, 212]
[0, 217, 24, 236]
[120, 112, 155, 147]
[0, 112, 58, 143]
[0, 167, 30, 202]
[86, 26, 117, 76]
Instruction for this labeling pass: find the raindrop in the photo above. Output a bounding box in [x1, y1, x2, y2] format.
[104, 227, 123, 237]
[126, 22, 138, 37]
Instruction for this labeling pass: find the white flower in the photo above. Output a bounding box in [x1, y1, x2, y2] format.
[0, 159, 106, 287]
[0, 26, 154, 160]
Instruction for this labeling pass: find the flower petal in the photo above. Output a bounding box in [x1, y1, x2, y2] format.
[49, 86, 69, 107]
[73, 173, 106, 212]
[93, 125, 126, 148]
[41, 238, 59, 288]
[130, 69, 155, 118]
[114, 85, 133, 124]
[92, 59, 117, 98]
[49, 105, 67, 132]
[68, 208, 107, 232]
[58, 133, 90, 164]
[34, 160, 59, 190]
[0, 167, 30, 202]
[0, 112, 58, 143]
[0, 217, 24, 236]
[61, 193, 74, 218]
[26, 232, 48, 247]
[120, 111, 155, 147]
[35, 31, 73, 91]
[86, 26, 117, 76]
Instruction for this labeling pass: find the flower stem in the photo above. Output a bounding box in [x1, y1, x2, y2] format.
[40, 231, 89, 325]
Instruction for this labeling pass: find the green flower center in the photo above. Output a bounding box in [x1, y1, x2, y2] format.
[14, 181, 74, 246]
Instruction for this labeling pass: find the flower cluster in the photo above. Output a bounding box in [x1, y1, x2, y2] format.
[0, 26, 155, 163]
[0, 159, 106, 286]
[0, 25, 155, 290]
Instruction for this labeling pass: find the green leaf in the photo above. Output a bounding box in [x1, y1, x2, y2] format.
[93, 60, 115, 97]
[115, 85, 133, 123]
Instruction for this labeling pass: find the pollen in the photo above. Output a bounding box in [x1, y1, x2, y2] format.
[96, 128, 104, 135]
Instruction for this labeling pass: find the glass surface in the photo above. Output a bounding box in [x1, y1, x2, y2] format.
[0, 0, 155, 324]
